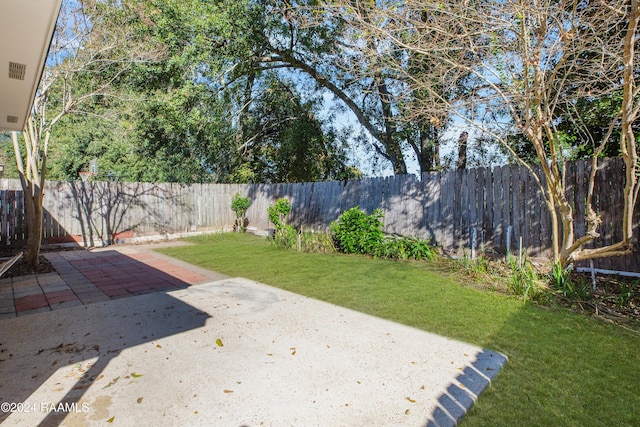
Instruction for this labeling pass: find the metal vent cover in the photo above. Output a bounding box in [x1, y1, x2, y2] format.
[6, 116, 19, 123]
[8, 62, 26, 80]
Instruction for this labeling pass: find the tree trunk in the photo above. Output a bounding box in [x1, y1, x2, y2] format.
[457, 131, 468, 170]
[12, 130, 47, 268]
[23, 191, 44, 266]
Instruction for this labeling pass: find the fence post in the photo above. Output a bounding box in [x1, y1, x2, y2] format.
[471, 227, 477, 260]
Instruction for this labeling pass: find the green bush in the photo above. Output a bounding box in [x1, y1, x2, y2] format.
[331, 207, 435, 260]
[330, 207, 384, 254]
[267, 198, 292, 229]
[231, 193, 251, 232]
[268, 198, 296, 249]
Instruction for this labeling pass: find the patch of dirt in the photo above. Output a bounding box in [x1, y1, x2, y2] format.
[1, 255, 57, 278]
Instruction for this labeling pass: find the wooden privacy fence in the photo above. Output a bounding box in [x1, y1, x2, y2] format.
[0, 158, 638, 272]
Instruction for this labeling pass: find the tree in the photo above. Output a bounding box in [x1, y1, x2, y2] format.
[236, 74, 360, 183]
[338, 0, 640, 267]
[201, 0, 453, 175]
[10, 0, 164, 266]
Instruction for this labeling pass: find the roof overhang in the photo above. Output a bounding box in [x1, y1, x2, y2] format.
[0, 0, 63, 132]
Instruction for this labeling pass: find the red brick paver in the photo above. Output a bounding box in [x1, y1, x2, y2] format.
[0, 245, 220, 319]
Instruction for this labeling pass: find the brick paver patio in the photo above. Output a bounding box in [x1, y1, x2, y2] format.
[0, 244, 223, 319]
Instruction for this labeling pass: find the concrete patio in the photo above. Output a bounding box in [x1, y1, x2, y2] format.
[0, 244, 507, 426]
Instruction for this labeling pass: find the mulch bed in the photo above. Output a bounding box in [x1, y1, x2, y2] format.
[555, 272, 640, 328]
[1, 255, 57, 278]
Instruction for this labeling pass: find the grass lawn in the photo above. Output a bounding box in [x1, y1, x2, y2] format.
[158, 233, 640, 426]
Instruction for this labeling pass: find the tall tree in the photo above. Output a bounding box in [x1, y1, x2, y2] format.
[203, 0, 451, 174]
[339, 0, 640, 267]
[11, 0, 164, 266]
[237, 74, 360, 182]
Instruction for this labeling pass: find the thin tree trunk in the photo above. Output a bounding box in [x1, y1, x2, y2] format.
[24, 192, 44, 266]
[457, 131, 468, 170]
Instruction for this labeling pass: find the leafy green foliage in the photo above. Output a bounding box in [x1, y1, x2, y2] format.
[550, 263, 593, 301]
[267, 198, 296, 248]
[331, 207, 435, 260]
[374, 236, 437, 261]
[267, 198, 292, 229]
[330, 207, 384, 255]
[506, 254, 544, 301]
[238, 74, 361, 183]
[460, 253, 492, 275]
[268, 229, 336, 253]
[231, 193, 251, 232]
[616, 280, 639, 307]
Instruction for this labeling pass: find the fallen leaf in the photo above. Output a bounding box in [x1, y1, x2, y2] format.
[405, 409, 410, 415]
[420, 385, 425, 390]
[267, 353, 273, 357]
[194, 411, 199, 415]
[216, 338, 224, 347]
[290, 347, 296, 355]
[137, 397, 143, 404]
[156, 344, 162, 349]
[103, 376, 120, 389]
[131, 373, 143, 378]
[223, 389, 233, 394]
[107, 416, 115, 423]
[406, 397, 416, 403]
[96, 374, 104, 381]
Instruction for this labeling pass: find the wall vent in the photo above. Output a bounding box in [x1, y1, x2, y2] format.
[8, 62, 26, 80]
[6, 116, 19, 124]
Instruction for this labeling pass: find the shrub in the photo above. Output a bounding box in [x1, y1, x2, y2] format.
[331, 207, 436, 260]
[231, 193, 250, 232]
[267, 198, 292, 229]
[268, 198, 296, 249]
[330, 207, 384, 254]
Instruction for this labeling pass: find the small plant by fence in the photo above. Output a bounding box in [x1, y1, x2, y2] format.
[0, 158, 637, 272]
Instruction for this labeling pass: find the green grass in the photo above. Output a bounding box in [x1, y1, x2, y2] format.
[158, 233, 640, 427]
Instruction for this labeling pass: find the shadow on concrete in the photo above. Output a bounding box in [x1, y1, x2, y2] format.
[426, 349, 508, 427]
[0, 252, 210, 426]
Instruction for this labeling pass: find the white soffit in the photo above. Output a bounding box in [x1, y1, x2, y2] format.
[0, 0, 63, 132]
